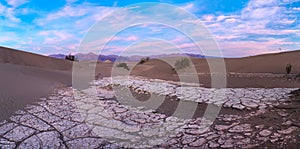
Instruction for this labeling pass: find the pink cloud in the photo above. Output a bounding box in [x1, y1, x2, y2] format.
[111, 35, 139, 42]
[201, 15, 215, 22]
[0, 37, 13, 42]
[38, 30, 75, 42]
[219, 39, 296, 57]
[171, 36, 185, 43]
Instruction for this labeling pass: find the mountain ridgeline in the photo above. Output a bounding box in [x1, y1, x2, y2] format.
[49, 52, 207, 62]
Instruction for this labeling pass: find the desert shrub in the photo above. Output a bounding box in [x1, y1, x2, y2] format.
[65, 55, 75, 61]
[286, 63, 292, 74]
[116, 63, 129, 70]
[174, 57, 191, 70]
[138, 57, 150, 64]
[145, 57, 150, 61]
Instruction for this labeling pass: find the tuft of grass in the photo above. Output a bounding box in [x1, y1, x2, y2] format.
[174, 57, 191, 70]
[116, 63, 130, 70]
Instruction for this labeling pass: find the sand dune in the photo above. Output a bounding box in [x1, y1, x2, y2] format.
[0, 46, 72, 70]
[127, 50, 300, 88]
[0, 46, 73, 120]
[187, 50, 300, 74]
[225, 51, 300, 74]
[127, 50, 300, 79]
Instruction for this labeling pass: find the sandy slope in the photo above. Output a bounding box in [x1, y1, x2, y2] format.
[0, 46, 72, 70]
[0, 46, 73, 120]
[190, 50, 300, 74]
[224, 51, 300, 74]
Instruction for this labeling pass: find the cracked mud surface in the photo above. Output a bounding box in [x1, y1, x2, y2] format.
[1, 76, 299, 148]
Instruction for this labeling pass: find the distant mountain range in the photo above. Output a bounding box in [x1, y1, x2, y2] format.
[49, 52, 207, 62]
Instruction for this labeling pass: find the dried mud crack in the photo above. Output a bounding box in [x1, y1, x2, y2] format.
[0, 76, 299, 148]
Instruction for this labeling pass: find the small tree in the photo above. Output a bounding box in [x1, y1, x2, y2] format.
[138, 57, 150, 64]
[65, 54, 75, 61]
[286, 63, 292, 74]
[174, 57, 191, 70]
[116, 63, 129, 70]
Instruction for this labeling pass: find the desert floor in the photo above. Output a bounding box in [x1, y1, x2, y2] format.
[1, 46, 300, 148]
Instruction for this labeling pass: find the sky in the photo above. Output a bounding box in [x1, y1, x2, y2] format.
[0, 0, 299, 57]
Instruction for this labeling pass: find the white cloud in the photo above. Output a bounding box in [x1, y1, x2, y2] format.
[201, 15, 215, 22]
[0, 5, 21, 23]
[241, 0, 281, 20]
[280, 18, 296, 24]
[196, 0, 300, 56]
[6, 0, 28, 8]
[281, 0, 300, 3]
[247, 0, 278, 7]
[35, 3, 116, 28]
[180, 3, 194, 11]
[44, 5, 89, 21]
[214, 35, 241, 40]
[293, 7, 300, 11]
[0, 3, 5, 13]
[112, 35, 139, 42]
[6, 8, 20, 22]
[66, 0, 78, 3]
[39, 30, 74, 40]
[0, 0, 30, 23]
[216, 15, 230, 22]
[242, 7, 280, 19]
[224, 18, 237, 23]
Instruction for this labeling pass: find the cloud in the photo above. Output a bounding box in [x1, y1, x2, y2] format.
[293, 7, 300, 11]
[5, 8, 21, 22]
[216, 15, 233, 22]
[35, 3, 116, 29]
[6, 0, 28, 8]
[196, 0, 300, 55]
[0, 3, 20, 23]
[112, 35, 139, 42]
[201, 15, 215, 23]
[180, 2, 196, 13]
[220, 38, 295, 57]
[0, 37, 14, 42]
[44, 0, 299, 56]
[281, 0, 300, 3]
[0, 3, 5, 13]
[42, 5, 89, 22]
[38, 30, 75, 44]
[117, 39, 185, 56]
[66, 0, 78, 3]
[0, 0, 299, 57]
[241, 0, 280, 20]
[242, 7, 280, 20]
[279, 18, 296, 25]
[24, 2, 118, 54]
[247, 0, 278, 7]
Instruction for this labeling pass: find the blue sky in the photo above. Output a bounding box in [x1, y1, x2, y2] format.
[0, 0, 299, 57]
